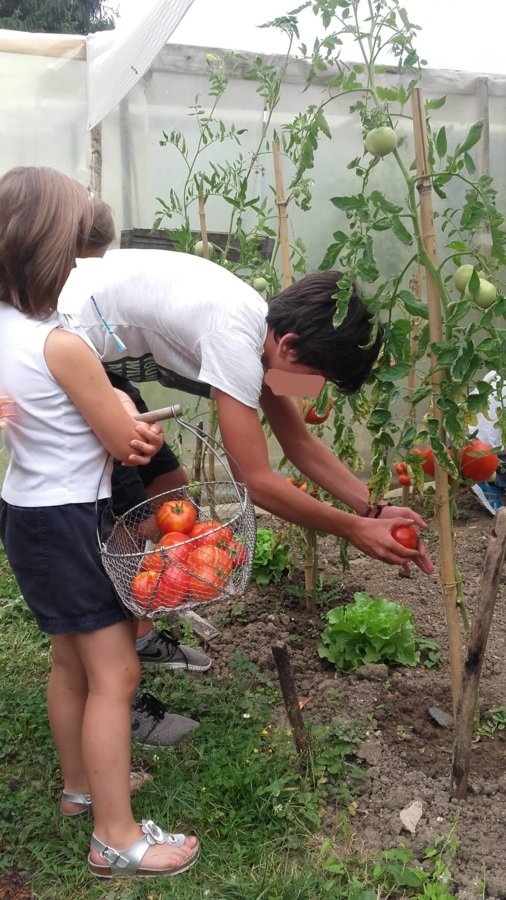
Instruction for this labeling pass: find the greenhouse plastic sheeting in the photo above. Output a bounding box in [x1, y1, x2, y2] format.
[86, 0, 195, 129]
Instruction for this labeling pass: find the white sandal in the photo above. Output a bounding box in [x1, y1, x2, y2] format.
[88, 819, 200, 878]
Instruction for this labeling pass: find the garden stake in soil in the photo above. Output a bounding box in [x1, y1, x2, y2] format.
[411, 87, 464, 713]
[271, 641, 310, 755]
[451, 508, 506, 799]
[272, 139, 317, 608]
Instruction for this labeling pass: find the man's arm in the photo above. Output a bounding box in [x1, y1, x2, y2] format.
[214, 387, 434, 572]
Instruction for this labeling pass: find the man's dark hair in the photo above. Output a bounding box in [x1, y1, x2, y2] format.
[265, 271, 383, 394]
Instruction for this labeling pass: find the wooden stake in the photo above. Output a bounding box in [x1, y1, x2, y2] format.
[272, 140, 292, 289]
[271, 641, 310, 754]
[451, 508, 506, 798]
[197, 192, 211, 260]
[411, 88, 463, 713]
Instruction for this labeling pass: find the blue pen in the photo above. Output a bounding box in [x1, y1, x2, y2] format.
[91, 295, 127, 353]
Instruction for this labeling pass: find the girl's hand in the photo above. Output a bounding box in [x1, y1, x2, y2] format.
[122, 421, 164, 466]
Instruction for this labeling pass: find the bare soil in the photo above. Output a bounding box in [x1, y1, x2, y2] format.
[205, 491, 506, 899]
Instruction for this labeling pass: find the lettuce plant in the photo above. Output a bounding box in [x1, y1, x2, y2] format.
[319, 591, 420, 673]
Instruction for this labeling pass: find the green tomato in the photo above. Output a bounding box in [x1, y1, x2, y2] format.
[193, 240, 214, 259]
[252, 276, 268, 293]
[465, 278, 497, 309]
[453, 264, 476, 293]
[364, 126, 397, 158]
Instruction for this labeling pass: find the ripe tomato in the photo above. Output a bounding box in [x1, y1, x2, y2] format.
[303, 398, 333, 425]
[391, 524, 418, 550]
[398, 473, 411, 486]
[141, 532, 192, 572]
[227, 538, 247, 568]
[365, 126, 397, 157]
[188, 519, 234, 546]
[394, 461, 407, 475]
[187, 545, 234, 580]
[131, 570, 163, 610]
[158, 564, 191, 607]
[460, 440, 499, 483]
[187, 562, 225, 602]
[413, 446, 435, 477]
[155, 499, 197, 535]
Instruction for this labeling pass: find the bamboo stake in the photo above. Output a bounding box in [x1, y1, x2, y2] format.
[402, 266, 424, 506]
[272, 140, 317, 601]
[197, 192, 212, 260]
[272, 140, 292, 289]
[197, 194, 216, 489]
[451, 509, 506, 798]
[411, 88, 463, 713]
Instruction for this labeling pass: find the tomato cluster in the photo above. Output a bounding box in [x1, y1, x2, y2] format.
[131, 498, 246, 612]
[393, 440, 498, 489]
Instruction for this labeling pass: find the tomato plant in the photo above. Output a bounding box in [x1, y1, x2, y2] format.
[303, 398, 333, 425]
[364, 126, 397, 157]
[155, 499, 197, 535]
[460, 440, 499, 483]
[391, 525, 418, 550]
[413, 447, 435, 477]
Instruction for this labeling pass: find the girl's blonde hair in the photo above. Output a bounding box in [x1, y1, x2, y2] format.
[0, 166, 93, 316]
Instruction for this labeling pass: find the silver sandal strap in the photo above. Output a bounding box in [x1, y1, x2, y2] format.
[91, 820, 186, 876]
[61, 791, 92, 806]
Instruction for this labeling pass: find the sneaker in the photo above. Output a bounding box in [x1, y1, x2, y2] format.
[131, 690, 200, 747]
[137, 629, 212, 672]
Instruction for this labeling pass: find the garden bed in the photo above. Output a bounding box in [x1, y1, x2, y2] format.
[203, 490, 506, 899]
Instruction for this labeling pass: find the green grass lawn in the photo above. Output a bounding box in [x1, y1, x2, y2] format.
[0, 551, 455, 899]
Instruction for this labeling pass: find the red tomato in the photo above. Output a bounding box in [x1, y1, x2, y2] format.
[131, 570, 163, 610]
[158, 564, 191, 607]
[227, 538, 247, 568]
[391, 524, 419, 550]
[140, 532, 192, 572]
[188, 545, 234, 580]
[398, 473, 411, 486]
[460, 440, 499, 483]
[303, 398, 333, 425]
[187, 562, 225, 602]
[155, 499, 197, 535]
[394, 462, 407, 475]
[188, 519, 234, 546]
[413, 447, 435, 476]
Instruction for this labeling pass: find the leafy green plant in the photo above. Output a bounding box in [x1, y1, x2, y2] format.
[416, 635, 443, 668]
[318, 591, 420, 672]
[476, 705, 506, 738]
[251, 526, 293, 585]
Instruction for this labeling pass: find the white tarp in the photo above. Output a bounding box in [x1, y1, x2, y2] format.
[86, 0, 195, 129]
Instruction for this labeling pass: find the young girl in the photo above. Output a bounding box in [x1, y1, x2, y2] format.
[0, 167, 199, 879]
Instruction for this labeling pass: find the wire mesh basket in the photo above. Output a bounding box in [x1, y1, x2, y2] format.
[100, 407, 257, 618]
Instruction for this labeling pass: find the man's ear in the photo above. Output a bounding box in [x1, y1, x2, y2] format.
[276, 332, 299, 360]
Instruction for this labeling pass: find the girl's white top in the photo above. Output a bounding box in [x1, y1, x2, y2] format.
[58, 249, 268, 409]
[0, 305, 111, 506]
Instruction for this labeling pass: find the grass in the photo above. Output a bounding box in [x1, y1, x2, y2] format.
[0, 550, 457, 899]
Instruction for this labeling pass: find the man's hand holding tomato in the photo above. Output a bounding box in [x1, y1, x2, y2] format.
[214, 380, 435, 578]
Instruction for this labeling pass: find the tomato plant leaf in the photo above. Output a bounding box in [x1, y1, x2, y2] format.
[435, 126, 447, 159]
[390, 216, 413, 246]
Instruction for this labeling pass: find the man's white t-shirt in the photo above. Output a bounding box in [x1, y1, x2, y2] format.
[58, 250, 269, 409]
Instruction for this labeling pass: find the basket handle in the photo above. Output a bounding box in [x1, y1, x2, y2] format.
[134, 404, 182, 424]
